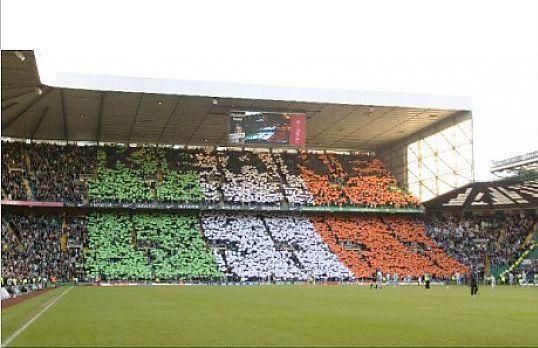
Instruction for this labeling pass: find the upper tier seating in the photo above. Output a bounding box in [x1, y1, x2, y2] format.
[194, 151, 222, 203]
[28, 143, 96, 202]
[275, 153, 314, 205]
[219, 152, 283, 204]
[1, 142, 96, 202]
[159, 149, 204, 203]
[297, 153, 419, 208]
[2, 142, 417, 209]
[1, 142, 28, 200]
[89, 147, 204, 203]
[1, 170, 27, 200]
[88, 147, 153, 202]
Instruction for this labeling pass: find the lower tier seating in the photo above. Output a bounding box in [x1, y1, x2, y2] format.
[201, 213, 354, 280]
[311, 215, 468, 278]
[1, 212, 68, 280]
[425, 215, 535, 274]
[202, 213, 305, 280]
[264, 215, 353, 279]
[132, 213, 222, 279]
[2, 210, 501, 283]
[84, 212, 222, 280]
[85, 212, 152, 280]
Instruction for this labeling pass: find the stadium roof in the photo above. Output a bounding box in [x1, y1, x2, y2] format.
[2, 50, 472, 151]
[490, 151, 538, 174]
[423, 173, 538, 211]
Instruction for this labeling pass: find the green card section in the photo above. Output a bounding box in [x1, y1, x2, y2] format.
[133, 213, 222, 279]
[84, 213, 151, 280]
[84, 212, 222, 280]
[88, 148, 204, 203]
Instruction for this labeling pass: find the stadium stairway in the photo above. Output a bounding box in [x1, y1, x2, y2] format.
[218, 249, 234, 277]
[527, 243, 538, 260]
[23, 150, 32, 173]
[214, 156, 227, 204]
[498, 222, 537, 278]
[60, 217, 68, 252]
[20, 149, 35, 200]
[288, 251, 304, 272]
[262, 153, 289, 207]
[262, 216, 304, 272]
[523, 222, 537, 245]
[4, 221, 21, 244]
[490, 223, 536, 278]
[523, 223, 538, 259]
[21, 176, 34, 200]
[499, 242, 537, 278]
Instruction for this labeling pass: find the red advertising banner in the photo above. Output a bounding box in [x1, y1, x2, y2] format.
[289, 113, 306, 146]
[1, 200, 64, 207]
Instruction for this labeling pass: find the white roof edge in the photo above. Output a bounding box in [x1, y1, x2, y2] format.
[54, 72, 473, 111]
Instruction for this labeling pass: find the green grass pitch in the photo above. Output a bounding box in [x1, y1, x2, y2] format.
[1, 285, 537, 347]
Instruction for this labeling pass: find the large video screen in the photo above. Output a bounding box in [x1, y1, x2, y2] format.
[228, 111, 306, 146]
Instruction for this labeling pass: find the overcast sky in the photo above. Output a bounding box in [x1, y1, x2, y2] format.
[2, 0, 537, 180]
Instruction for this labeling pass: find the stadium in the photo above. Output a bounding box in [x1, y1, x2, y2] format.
[1, 46, 537, 348]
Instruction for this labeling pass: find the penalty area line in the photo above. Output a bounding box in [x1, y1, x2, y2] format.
[2, 286, 73, 347]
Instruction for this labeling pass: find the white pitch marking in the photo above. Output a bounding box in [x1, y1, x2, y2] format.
[2, 286, 73, 347]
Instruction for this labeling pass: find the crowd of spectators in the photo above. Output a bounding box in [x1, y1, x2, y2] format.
[4, 142, 538, 286]
[201, 212, 354, 281]
[1, 141, 95, 202]
[202, 213, 305, 280]
[219, 152, 283, 204]
[89, 147, 155, 203]
[159, 149, 204, 203]
[276, 153, 314, 205]
[28, 143, 96, 202]
[1, 212, 69, 281]
[518, 259, 538, 281]
[66, 216, 88, 280]
[1, 171, 27, 200]
[83, 212, 221, 280]
[425, 214, 535, 274]
[2, 218, 22, 280]
[264, 215, 352, 279]
[132, 213, 221, 279]
[194, 151, 222, 203]
[2, 142, 28, 200]
[2, 142, 417, 209]
[311, 215, 468, 279]
[297, 153, 420, 208]
[2, 209, 535, 283]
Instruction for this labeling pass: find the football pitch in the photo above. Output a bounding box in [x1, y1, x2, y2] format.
[1, 285, 537, 347]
